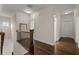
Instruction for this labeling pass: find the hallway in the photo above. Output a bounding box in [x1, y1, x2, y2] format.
[17, 37, 79, 55]
[0, 4, 79, 55]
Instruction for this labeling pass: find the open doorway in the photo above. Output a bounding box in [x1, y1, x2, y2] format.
[54, 11, 78, 55]
[60, 12, 75, 39]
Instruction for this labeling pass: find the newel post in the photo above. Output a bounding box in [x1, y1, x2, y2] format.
[0, 32, 5, 55]
[29, 29, 34, 55]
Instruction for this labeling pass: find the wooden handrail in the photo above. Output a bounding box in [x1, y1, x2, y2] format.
[0, 32, 5, 55]
[16, 30, 30, 33]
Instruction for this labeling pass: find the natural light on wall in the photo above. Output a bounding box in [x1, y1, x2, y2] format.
[30, 12, 38, 30]
[53, 15, 57, 42]
[2, 22, 9, 27]
[30, 13, 35, 30]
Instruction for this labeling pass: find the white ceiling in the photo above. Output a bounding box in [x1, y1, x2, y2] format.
[0, 4, 76, 14]
[2, 4, 49, 14]
[52, 4, 75, 14]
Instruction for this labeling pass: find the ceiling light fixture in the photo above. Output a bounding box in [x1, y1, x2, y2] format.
[24, 9, 32, 14]
[24, 5, 33, 14]
[64, 10, 72, 15]
[65, 12, 69, 14]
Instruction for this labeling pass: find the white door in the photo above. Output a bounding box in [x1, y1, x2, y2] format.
[60, 13, 74, 38]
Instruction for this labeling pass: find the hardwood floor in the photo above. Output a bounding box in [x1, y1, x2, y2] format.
[17, 39, 54, 55]
[34, 40, 54, 55]
[55, 37, 78, 55]
[17, 37, 79, 55]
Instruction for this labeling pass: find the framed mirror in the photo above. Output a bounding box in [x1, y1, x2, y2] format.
[19, 23, 27, 32]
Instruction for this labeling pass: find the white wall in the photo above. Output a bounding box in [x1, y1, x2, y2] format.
[74, 5, 79, 48]
[34, 6, 55, 45]
[34, 6, 61, 45]
[53, 14, 61, 42]
[0, 5, 2, 12]
[0, 16, 12, 39]
[0, 12, 14, 55]
[16, 12, 31, 32]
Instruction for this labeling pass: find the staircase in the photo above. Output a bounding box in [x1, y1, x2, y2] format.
[17, 30, 34, 55]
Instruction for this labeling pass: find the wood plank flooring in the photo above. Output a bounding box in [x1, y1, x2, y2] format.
[17, 39, 54, 55]
[55, 37, 78, 55]
[17, 37, 79, 55]
[34, 40, 54, 55]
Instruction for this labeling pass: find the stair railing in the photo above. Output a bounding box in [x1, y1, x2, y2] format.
[0, 32, 5, 55]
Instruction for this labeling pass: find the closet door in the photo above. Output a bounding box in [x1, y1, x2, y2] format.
[60, 13, 74, 38]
